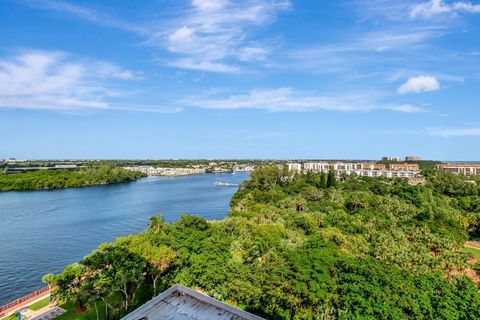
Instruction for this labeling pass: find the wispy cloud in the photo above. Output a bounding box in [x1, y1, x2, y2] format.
[411, 0, 480, 19]
[285, 26, 444, 75]
[289, 28, 439, 56]
[21, 0, 146, 34]
[0, 50, 168, 113]
[23, 0, 289, 73]
[430, 127, 480, 137]
[356, 0, 480, 21]
[178, 87, 424, 113]
[167, 59, 239, 73]
[353, 0, 417, 21]
[397, 75, 440, 94]
[153, 0, 290, 72]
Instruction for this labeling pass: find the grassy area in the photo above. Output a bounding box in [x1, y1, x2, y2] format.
[28, 296, 50, 311]
[55, 301, 106, 320]
[0, 313, 17, 320]
[54, 287, 152, 320]
[464, 246, 480, 261]
[0, 296, 50, 320]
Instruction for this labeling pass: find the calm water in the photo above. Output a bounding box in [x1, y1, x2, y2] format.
[0, 172, 249, 305]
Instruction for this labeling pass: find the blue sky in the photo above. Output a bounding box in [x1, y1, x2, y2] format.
[0, 0, 479, 160]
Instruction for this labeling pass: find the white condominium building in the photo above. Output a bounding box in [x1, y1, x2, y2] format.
[287, 163, 302, 172]
[303, 162, 331, 172]
[381, 156, 403, 162]
[436, 164, 480, 175]
[405, 156, 421, 161]
[291, 161, 419, 179]
[390, 163, 420, 171]
[333, 162, 364, 171]
[358, 170, 417, 179]
[303, 162, 364, 172]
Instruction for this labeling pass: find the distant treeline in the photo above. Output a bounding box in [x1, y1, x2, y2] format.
[0, 166, 146, 191]
[0, 159, 271, 170]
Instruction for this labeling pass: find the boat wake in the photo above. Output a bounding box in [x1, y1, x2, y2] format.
[214, 181, 239, 187]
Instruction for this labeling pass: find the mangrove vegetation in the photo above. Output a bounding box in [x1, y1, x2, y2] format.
[0, 167, 146, 191]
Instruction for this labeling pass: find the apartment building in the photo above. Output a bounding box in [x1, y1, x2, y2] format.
[287, 163, 302, 172]
[436, 163, 480, 175]
[405, 156, 421, 161]
[303, 162, 331, 172]
[363, 163, 386, 171]
[124, 166, 206, 176]
[360, 170, 417, 179]
[390, 163, 420, 171]
[333, 162, 364, 171]
[381, 156, 403, 162]
[292, 161, 419, 179]
[303, 162, 365, 172]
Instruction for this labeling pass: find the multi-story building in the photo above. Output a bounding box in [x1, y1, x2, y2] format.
[304, 162, 365, 173]
[5, 158, 27, 163]
[382, 157, 403, 162]
[303, 162, 331, 172]
[360, 170, 417, 179]
[390, 163, 419, 171]
[287, 163, 302, 172]
[381, 156, 403, 162]
[124, 166, 206, 176]
[405, 156, 421, 161]
[436, 164, 480, 175]
[284, 161, 419, 179]
[333, 162, 364, 171]
[363, 163, 386, 171]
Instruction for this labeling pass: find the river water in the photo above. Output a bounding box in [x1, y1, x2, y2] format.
[0, 172, 249, 305]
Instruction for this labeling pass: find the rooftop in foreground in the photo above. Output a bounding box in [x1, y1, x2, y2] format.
[121, 285, 264, 320]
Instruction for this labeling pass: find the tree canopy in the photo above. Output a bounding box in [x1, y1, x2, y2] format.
[47, 166, 480, 319]
[0, 166, 145, 191]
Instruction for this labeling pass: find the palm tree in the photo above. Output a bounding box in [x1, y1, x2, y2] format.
[87, 291, 100, 320]
[246, 239, 276, 265]
[148, 214, 164, 234]
[72, 286, 89, 311]
[42, 273, 55, 303]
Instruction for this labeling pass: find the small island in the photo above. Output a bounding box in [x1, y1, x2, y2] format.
[0, 166, 146, 192]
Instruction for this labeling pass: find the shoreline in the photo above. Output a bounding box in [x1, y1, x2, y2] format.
[0, 178, 142, 193]
[0, 171, 251, 193]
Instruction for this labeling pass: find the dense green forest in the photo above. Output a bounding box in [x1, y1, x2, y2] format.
[0, 167, 146, 191]
[46, 166, 480, 319]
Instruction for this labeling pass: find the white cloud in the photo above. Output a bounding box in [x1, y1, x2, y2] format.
[397, 75, 440, 94]
[167, 26, 197, 53]
[157, 0, 290, 72]
[192, 0, 228, 11]
[430, 127, 480, 137]
[167, 59, 239, 73]
[23, 0, 289, 73]
[0, 50, 149, 112]
[179, 87, 424, 113]
[389, 104, 426, 113]
[411, 0, 480, 19]
[238, 46, 270, 62]
[285, 27, 444, 75]
[96, 62, 144, 80]
[22, 0, 146, 34]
